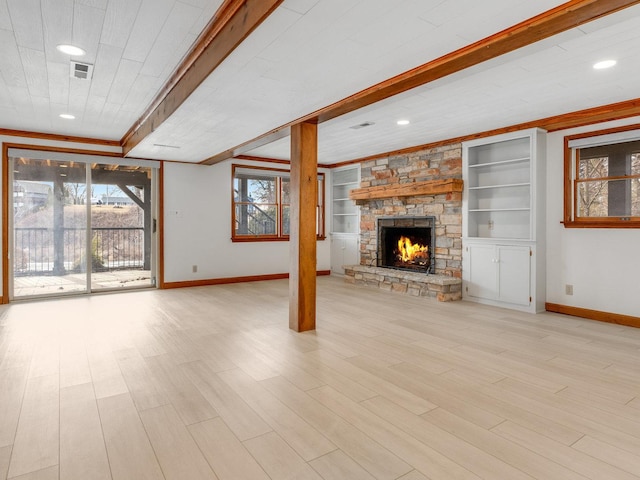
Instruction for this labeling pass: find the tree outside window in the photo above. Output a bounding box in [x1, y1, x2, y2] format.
[576, 141, 640, 219]
[565, 132, 640, 227]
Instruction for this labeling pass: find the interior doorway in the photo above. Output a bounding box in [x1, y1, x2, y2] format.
[9, 153, 157, 300]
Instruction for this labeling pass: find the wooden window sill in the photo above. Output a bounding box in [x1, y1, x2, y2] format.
[231, 236, 326, 242]
[562, 220, 640, 229]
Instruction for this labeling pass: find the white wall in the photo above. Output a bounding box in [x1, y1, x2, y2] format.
[5, 120, 638, 316]
[0, 134, 330, 292]
[546, 117, 640, 317]
[162, 160, 331, 283]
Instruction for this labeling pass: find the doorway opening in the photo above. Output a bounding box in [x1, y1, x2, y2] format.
[10, 154, 157, 299]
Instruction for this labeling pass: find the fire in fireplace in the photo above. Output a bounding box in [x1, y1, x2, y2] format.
[377, 217, 435, 273]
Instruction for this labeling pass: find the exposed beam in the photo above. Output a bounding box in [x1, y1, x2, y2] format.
[200, 0, 640, 165]
[121, 0, 285, 156]
[327, 97, 640, 169]
[314, 0, 640, 124]
[201, 126, 291, 165]
[289, 122, 318, 332]
[541, 98, 640, 132]
[0, 128, 119, 147]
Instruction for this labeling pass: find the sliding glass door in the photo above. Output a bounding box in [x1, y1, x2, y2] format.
[12, 158, 88, 297]
[90, 163, 153, 291]
[9, 153, 156, 300]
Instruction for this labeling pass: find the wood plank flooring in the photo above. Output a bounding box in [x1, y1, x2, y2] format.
[0, 276, 639, 480]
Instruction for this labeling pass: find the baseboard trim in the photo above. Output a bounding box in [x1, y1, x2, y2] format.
[162, 270, 331, 289]
[545, 303, 640, 329]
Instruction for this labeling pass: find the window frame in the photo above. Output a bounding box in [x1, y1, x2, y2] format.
[563, 125, 640, 228]
[231, 164, 325, 242]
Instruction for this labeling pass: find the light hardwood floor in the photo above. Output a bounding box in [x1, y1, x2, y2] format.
[1, 275, 639, 480]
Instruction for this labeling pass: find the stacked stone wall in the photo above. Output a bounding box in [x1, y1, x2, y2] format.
[357, 143, 462, 278]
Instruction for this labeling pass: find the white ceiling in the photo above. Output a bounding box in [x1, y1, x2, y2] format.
[0, 0, 224, 139]
[1, 1, 640, 165]
[248, 5, 640, 164]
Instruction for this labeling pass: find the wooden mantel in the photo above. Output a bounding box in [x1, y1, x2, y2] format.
[349, 178, 463, 201]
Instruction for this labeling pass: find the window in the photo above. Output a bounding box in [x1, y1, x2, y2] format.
[232, 165, 325, 241]
[564, 128, 640, 227]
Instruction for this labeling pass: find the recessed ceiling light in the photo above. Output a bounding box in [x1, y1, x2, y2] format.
[593, 59, 616, 70]
[59, 113, 75, 120]
[57, 44, 86, 56]
[397, 120, 410, 126]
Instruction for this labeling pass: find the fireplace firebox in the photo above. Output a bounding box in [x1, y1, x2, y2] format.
[377, 216, 435, 273]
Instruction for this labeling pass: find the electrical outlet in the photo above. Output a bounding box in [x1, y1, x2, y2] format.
[488, 220, 494, 230]
[192, 265, 198, 273]
[565, 284, 573, 295]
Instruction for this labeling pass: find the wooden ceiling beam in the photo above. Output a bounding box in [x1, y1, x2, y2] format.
[200, 0, 640, 166]
[121, 0, 285, 156]
[327, 97, 640, 168]
[0, 128, 119, 147]
[314, 0, 640, 124]
[201, 126, 291, 165]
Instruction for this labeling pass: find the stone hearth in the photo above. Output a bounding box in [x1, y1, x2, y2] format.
[344, 265, 461, 301]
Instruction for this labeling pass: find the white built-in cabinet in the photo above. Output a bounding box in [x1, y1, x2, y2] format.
[467, 243, 531, 307]
[462, 128, 546, 313]
[331, 235, 359, 275]
[330, 165, 360, 274]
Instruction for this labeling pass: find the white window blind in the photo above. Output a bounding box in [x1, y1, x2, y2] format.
[568, 130, 640, 149]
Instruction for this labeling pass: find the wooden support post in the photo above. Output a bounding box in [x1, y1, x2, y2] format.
[52, 176, 66, 276]
[289, 122, 318, 332]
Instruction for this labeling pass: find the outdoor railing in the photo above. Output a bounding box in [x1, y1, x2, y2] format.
[13, 227, 144, 276]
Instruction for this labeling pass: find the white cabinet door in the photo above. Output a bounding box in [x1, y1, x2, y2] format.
[467, 243, 498, 300]
[343, 235, 360, 268]
[331, 235, 359, 274]
[331, 237, 345, 274]
[466, 243, 531, 306]
[497, 245, 530, 306]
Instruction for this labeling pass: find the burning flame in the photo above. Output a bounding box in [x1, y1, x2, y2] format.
[397, 236, 428, 263]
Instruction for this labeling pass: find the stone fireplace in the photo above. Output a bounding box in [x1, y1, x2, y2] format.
[343, 143, 463, 301]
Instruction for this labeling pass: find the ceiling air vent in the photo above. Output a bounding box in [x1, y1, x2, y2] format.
[70, 61, 94, 80]
[349, 121, 375, 130]
[153, 144, 181, 149]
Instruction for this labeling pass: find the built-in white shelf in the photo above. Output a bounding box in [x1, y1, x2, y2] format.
[468, 157, 530, 168]
[331, 166, 359, 234]
[468, 208, 531, 212]
[332, 182, 357, 187]
[468, 182, 530, 190]
[462, 128, 547, 314]
[331, 165, 360, 274]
